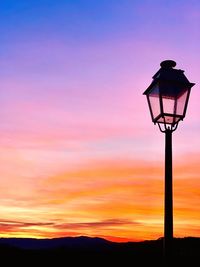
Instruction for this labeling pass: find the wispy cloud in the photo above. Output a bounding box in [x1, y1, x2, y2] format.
[0, 219, 55, 233]
[56, 219, 140, 230]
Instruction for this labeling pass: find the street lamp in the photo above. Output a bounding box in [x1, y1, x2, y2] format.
[143, 60, 195, 261]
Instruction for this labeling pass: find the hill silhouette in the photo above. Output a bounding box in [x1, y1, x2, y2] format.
[0, 236, 199, 266]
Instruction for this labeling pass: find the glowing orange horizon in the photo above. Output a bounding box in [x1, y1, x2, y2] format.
[0, 157, 200, 241]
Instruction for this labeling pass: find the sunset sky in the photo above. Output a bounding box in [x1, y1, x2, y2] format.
[0, 0, 200, 242]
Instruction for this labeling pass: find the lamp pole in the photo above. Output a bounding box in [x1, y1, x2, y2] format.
[143, 60, 195, 264]
[164, 128, 173, 260]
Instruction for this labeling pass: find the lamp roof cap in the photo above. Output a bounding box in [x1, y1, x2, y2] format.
[160, 60, 176, 68]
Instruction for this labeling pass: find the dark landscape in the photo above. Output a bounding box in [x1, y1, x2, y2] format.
[0, 236, 199, 266]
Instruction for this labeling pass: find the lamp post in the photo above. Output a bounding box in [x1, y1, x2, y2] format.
[143, 60, 195, 262]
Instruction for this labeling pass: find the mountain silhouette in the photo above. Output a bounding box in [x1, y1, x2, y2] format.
[0, 236, 199, 266]
[0, 236, 111, 250]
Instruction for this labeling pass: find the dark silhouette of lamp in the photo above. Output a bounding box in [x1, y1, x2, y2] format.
[143, 60, 195, 262]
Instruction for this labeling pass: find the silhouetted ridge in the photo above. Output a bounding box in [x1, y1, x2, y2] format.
[0, 236, 200, 266]
[0, 235, 112, 250]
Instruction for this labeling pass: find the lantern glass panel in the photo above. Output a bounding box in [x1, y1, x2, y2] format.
[148, 85, 160, 120]
[162, 96, 176, 115]
[176, 89, 189, 116]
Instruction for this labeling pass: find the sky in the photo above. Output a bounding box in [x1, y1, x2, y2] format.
[0, 0, 200, 242]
